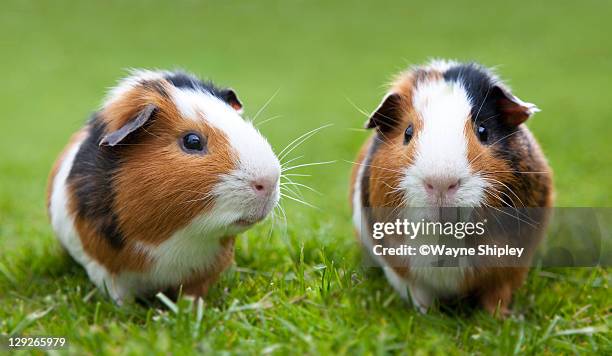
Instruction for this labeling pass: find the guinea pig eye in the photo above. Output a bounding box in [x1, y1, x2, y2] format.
[181, 133, 206, 153]
[404, 125, 414, 145]
[477, 125, 488, 143]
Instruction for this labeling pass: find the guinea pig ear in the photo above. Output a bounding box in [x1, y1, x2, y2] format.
[219, 89, 243, 114]
[365, 93, 403, 132]
[492, 85, 540, 126]
[99, 104, 156, 147]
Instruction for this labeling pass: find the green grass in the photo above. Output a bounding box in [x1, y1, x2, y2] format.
[1, 0, 610, 354]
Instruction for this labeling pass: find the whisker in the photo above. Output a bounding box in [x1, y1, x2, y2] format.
[480, 176, 526, 208]
[174, 189, 211, 195]
[473, 86, 491, 123]
[276, 203, 288, 237]
[282, 173, 311, 178]
[141, 127, 161, 139]
[179, 196, 214, 205]
[483, 184, 516, 207]
[280, 175, 307, 198]
[281, 182, 321, 195]
[345, 96, 373, 119]
[483, 182, 539, 226]
[109, 143, 158, 146]
[266, 209, 276, 240]
[479, 113, 500, 125]
[278, 124, 333, 161]
[344, 95, 405, 126]
[485, 171, 549, 175]
[280, 192, 319, 209]
[480, 199, 507, 232]
[251, 89, 280, 123]
[281, 160, 336, 173]
[280, 155, 304, 168]
[281, 184, 304, 200]
[255, 115, 282, 127]
[481, 200, 537, 228]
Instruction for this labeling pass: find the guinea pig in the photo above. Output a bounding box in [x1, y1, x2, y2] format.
[350, 60, 554, 315]
[47, 70, 281, 304]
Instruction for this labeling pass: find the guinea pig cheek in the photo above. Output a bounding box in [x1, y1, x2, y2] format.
[107, 116, 228, 243]
[368, 134, 418, 209]
[464, 121, 515, 207]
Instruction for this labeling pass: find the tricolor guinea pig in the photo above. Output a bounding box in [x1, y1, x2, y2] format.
[47, 70, 280, 304]
[350, 60, 553, 315]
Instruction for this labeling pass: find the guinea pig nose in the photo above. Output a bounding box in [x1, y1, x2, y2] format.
[250, 175, 278, 195]
[423, 177, 461, 196]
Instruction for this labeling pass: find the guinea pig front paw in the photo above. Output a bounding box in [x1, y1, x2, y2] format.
[181, 279, 215, 300]
[407, 282, 434, 314]
[100, 279, 134, 306]
[479, 283, 512, 318]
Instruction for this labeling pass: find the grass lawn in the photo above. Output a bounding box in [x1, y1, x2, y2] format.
[1, 0, 610, 354]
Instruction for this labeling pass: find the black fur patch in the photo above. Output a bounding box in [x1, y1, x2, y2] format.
[443, 63, 499, 124]
[443, 63, 527, 207]
[163, 71, 235, 106]
[68, 115, 125, 249]
[443, 65, 516, 157]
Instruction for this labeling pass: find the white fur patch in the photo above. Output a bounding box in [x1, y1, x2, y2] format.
[408, 267, 466, 297]
[117, 214, 244, 295]
[399, 79, 487, 207]
[351, 158, 366, 239]
[423, 58, 459, 73]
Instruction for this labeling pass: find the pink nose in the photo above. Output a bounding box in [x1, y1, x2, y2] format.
[423, 176, 461, 197]
[250, 175, 278, 196]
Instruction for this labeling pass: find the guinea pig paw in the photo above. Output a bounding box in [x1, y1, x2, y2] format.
[479, 284, 512, 319]
[105, 284, 133, 306]
[408, 282, 434, 314]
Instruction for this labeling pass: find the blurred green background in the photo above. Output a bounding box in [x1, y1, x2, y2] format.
[0, 0, 610, 353]
[2, 0, 611, 249]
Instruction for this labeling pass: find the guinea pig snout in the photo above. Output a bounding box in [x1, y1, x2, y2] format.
[422, 175, 461, 200]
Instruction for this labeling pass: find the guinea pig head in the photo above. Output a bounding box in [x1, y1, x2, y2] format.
[365, 61, 539, 209]
[98, 70, 280, 243]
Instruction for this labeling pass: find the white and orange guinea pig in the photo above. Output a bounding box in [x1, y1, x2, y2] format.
[351, 60, 554, 315]
[47, 70, 280, 304]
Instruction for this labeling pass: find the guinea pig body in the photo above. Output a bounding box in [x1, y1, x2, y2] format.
[47, 70, 280, 304]
[351, 60, 553, 315]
